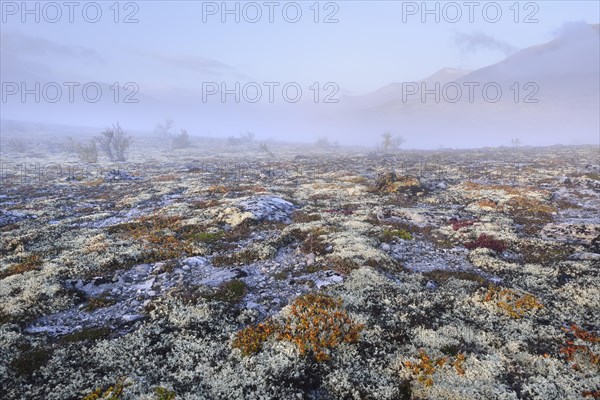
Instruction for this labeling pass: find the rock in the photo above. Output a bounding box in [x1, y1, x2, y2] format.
[237, 195, 296, 223]
[425, 281, 438, 290]
[306, 253, 316, 266]
[381, 243, 391, 251]
[122, 314, 143, 323]
[559, 177, 572, 185]
[232, 268, 248, 278]
[558, 272, 574, 285]
[0, 209, 33, 226]
[315, 272, 343, 288]
[568, 252, 600, 261]
[92, 276, 112, 286]
[591, 235, 600, 254]
[104, 169, 139, 181]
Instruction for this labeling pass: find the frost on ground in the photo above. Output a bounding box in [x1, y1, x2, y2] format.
[0, 139, 599, 400]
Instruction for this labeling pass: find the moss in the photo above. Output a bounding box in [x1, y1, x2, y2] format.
[10, 347, 53, 376]
[372, 173, 425, 196]
[292, 211, 322, 223]
[554, 199, 581, 210]
[58, 327, 112, 343]
[190, 199, 220, 209]
[505, 196, 556, 235]
[0, 309, 16, 325]
[381, 228, 413, 242]
[272, 271, 288, 280]
[85, 253, 146, 279]
[440, 344, 462, 357]
[476, 199, 498, 210]
[203, 280, 247, 303]
[206, 185, 229, 194]
[0, 222, 20, 232]
[299, 230, 328, 255]
[327, 256, 361, 275]
[106, 215, 194, 263]
[154, 386, 176, 400]
[212, 249, 262, 267]
[184, 230, 224, 243]
[423, 270, 489, 287]
[384, 193, 417, 207]
[518, 241, 571, 265]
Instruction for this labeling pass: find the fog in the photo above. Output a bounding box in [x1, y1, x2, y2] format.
[1, 1, 599, 150]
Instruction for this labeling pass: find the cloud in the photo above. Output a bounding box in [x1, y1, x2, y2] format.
[1, 30, 101, 62]
[454, 31, 516, 56]
[552, 21, 598, 39]
[151, 52, 246, 78]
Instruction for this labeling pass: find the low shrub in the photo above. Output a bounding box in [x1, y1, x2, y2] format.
[81, 377, 129, 400]
[0, 254, 43, 279]
[232, 293, 364, 362]
[483, 286, 543, 319]
[464, 234, 507, 252]
[403, 349, 466, 387]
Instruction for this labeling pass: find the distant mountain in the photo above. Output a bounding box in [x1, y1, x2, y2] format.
[324, 23, 599, 147]
[457, 23, 599, 99]
[340, 68, 473, 109]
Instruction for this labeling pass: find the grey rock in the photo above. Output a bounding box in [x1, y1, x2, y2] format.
[237, 195, 296, 223]
[104, 169, 139, 181]
[568, 252, 600, 260]
[122, 314, 144, 323]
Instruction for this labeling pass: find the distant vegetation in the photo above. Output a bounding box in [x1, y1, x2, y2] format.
[227, 131, 255, 146]
[155, 119, 192, 149]
[95, 122, 131, 162]
[74, 139, 99, 163]
[377, 131, 404, 153]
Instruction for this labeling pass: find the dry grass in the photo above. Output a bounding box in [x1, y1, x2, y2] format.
[0, 254, 43, 279]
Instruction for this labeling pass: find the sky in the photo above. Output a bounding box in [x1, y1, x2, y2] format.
[1, 1, 599, 147]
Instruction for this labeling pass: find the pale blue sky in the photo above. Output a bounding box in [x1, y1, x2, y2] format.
[1, 1, 599, 147]
[3, 1, 599, 95]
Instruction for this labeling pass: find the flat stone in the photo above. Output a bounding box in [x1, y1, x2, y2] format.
[122, 314, 143, 323]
